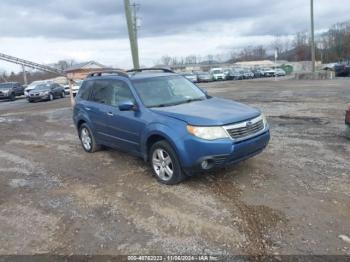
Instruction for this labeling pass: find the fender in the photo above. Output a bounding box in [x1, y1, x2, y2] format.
[140, 122, 188, 165]
[74, 107, 96, 134]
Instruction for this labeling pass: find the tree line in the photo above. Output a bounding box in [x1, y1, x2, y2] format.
[158, 20, 350, 66]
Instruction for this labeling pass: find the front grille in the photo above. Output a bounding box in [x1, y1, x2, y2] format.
[225, 117, 264, 140]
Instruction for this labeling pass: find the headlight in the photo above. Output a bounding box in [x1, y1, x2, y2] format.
[262, 114, 268, 127]
[187, 125, 229, 140]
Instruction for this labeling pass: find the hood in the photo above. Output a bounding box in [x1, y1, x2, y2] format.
[29, 88, 50, 94]
[151, 97, 260, 126]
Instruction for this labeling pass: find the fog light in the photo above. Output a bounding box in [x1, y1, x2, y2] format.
[201, 160, 209, 170]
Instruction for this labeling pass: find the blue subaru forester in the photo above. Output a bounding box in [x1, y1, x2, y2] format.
[73, 68, 270, 185]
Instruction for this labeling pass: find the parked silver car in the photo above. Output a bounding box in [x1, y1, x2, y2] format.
[181, 73, 198, 83]
[196, 72, 213, 82]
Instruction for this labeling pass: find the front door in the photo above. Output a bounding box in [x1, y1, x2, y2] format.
[106, 80, 145, 153]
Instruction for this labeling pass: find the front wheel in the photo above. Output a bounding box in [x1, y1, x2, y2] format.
[79, 124, 101, 153]
[150, 141, 186, 185]
[61, 91, 66, 98]
[10, 93, 16, 101]
[49, 93, 54, 101]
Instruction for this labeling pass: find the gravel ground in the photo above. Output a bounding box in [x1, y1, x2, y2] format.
[0, 78, 349, 256]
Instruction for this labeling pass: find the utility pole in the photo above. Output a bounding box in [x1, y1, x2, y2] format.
[124, 0, 140, 69]
[22, 65, 28, 86]
[310, 0, 316, 73]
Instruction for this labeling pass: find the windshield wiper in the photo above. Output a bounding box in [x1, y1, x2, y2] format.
[184, 98, 205, 103]
[150, 98, 205, 108]
[149, 102, 179, 108]
[173, 98, 205, 105]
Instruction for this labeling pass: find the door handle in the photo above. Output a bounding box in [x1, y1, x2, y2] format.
[107, 112, 114, 116]
[85, 107, 91, 111]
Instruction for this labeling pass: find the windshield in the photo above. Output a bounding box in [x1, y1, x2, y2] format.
[212, 70, 222, 74]
[28, 81, 47, 88]
[0, 83, 14, 89]
[34, 84, 51, 91]
[132, 75, 206, 108]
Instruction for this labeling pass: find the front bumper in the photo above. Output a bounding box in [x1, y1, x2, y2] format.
[0, 94, 11, 99]
[181, 130, 270, 174]
[28, 94, 49, 101]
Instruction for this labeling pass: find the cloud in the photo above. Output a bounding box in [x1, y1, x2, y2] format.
[0, 0, 349, 40]
[0, 0, 349, 72]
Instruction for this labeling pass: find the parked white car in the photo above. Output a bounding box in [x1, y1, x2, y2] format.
[275, 68, 286, 76]
[210, 68, 225, 81]
[261, 68, 275, 77]
[72, 80, 83, 97]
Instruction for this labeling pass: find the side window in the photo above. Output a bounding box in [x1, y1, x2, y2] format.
[110, 80, 135, 107]
[90, 80, 113, 105]
[79, 81, 93, 100]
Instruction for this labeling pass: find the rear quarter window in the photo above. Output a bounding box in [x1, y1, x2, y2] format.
[78, 81, 93, 100]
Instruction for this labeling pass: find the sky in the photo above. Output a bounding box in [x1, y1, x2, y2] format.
[0, 0, 349, 72]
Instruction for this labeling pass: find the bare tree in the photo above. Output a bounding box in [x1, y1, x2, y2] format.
[271, 36, 284, 56]
[160, 55, 171, 65]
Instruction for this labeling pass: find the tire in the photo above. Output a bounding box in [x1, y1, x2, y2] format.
[10, 93, 16, 101]
[150, 140, 186, 185]
[49, 93, 54, 101]
[79, 123, 101, 153]
[61, 91, 66, 98]
[345, 126, 350, 139]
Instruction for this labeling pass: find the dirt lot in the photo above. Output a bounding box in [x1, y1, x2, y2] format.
[0, 79, 349, 256]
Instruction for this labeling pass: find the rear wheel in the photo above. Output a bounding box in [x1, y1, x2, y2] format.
[150, 140, 186, 185]
[79, 124, 101, 153]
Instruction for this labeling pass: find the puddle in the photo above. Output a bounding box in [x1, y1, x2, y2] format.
[0, 117, 23, 123]
[8, 179, 31, 188]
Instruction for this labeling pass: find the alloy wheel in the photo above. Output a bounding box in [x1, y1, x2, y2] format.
[81, 127, 92, 151]
[152, 149, 173, 181]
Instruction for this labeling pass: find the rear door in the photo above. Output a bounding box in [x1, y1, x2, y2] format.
[86, 80, 115, 145]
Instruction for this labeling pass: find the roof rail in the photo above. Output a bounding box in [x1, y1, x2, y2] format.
[87, 70, 129, 78]
[127, 67, 175, 74]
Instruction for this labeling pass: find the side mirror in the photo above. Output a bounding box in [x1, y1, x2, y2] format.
[119, 100, 137, 111]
